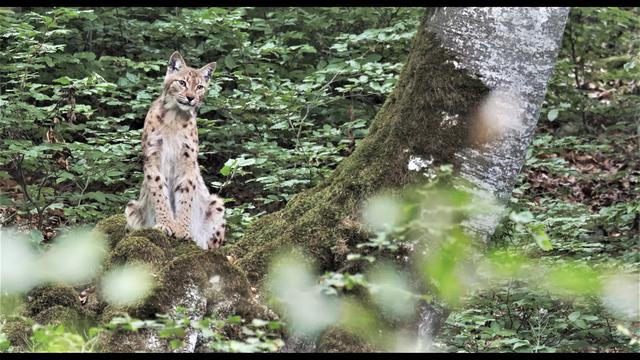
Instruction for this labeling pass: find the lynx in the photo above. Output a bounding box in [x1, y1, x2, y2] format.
[124, 51, 225, 250]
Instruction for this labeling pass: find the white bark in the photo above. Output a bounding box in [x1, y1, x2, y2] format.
[415, 7, 569, 351]
[428, 7, 570, 240]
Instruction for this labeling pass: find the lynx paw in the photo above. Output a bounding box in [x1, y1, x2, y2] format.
[206, 227, 225, 250]
[206, 237, 222, 250]
[173, 224, 191, 240]
[154, 222, 174, 236]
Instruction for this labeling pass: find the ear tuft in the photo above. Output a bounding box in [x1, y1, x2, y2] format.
[200, 62, 217, 82]
[167, 51, 186, 75]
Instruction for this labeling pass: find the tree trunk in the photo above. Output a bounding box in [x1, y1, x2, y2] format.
[432, 7, 571, 239]
[230, 6, 569, 351]
[416, 7, 570, 349]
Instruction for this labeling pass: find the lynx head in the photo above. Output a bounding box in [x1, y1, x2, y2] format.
[163, 51, 216, 112]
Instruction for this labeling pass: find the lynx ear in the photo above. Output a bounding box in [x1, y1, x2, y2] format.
[199, 62, 216, 82]
[167, 51, 186, 76]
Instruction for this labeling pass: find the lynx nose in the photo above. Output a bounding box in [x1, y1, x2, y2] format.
[186, 96, 194, 103]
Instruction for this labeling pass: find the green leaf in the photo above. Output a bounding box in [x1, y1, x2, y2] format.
[623, 61, 636, 71]
[573, 319, 587, 329]
[568, 311, 581, 322]
[169, 339, 183, 349]
[298, 44, 317, 54]
[88, 327, 103, 337]
[125, 72, 138, 82]
[219, 165, 232, 176]
[547, 109, 559, 121]
[53, 76, 72, 85]
[0, 333, 9, 352]
[89, 192, 106, 203]
[548, 264, 602, 295]
[529, 223, 553, 251]
[224, 56, 237, 70]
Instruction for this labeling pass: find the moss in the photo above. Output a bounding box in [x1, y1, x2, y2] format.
[93, 214, 128, 248]
[143, 251, 210, 315]
[107, 236, 166, 269]
[229, 12, 489, 285]
[2, 318, 33, 350]
[98, 305, 131, 325]
[127, 228, 171, 249]
[79, 292, 107, 320]
[33, 305, 83, 328]
[201, 252, 275, 321]
[166, 236, 202, 258]
[25, 284, 79, 316]
[206, 252, 252, 298]
[317, 326, 376, 352]
[94, 328, 158, 353]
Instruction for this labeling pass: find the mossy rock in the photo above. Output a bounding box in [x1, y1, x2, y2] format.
[128, 228, 171, 249]
[203, 252, 275, 321]
[98, 305, 133, 325]
[33, 305, 83, 328]
[78, 292, 107, 320]
[317, 327, 376, 352]
[94, 328, 161, 353]
[93, 214, 128, 248]
[107, 236, 166, 269]
[97, 249, 209, 320]
[142, 251, 210, 315]
[96, 276, 168, 321]
[87, 217, 274, 350]
[2, 318, 33, 350]
[25, 284, 79, 316]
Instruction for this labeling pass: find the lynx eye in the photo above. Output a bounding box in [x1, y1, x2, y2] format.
[178, 80, 187, 86]
[196, 84, 204, 90]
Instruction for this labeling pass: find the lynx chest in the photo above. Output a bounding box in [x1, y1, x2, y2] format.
[148, 110, 197, 183]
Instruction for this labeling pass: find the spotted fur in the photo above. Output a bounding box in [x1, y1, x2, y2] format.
[125, 51, 225, 250]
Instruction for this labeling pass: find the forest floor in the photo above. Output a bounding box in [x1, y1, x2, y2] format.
[436, 118, 639, 352]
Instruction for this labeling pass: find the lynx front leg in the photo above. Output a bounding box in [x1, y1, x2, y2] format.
[173, 177, 196, 240]
[143, 138, 177, 236]
[146, 173, 177, 236]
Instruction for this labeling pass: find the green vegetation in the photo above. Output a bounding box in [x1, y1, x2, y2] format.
[0, 7, 421, 242]
[0, 7, 638, 353]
